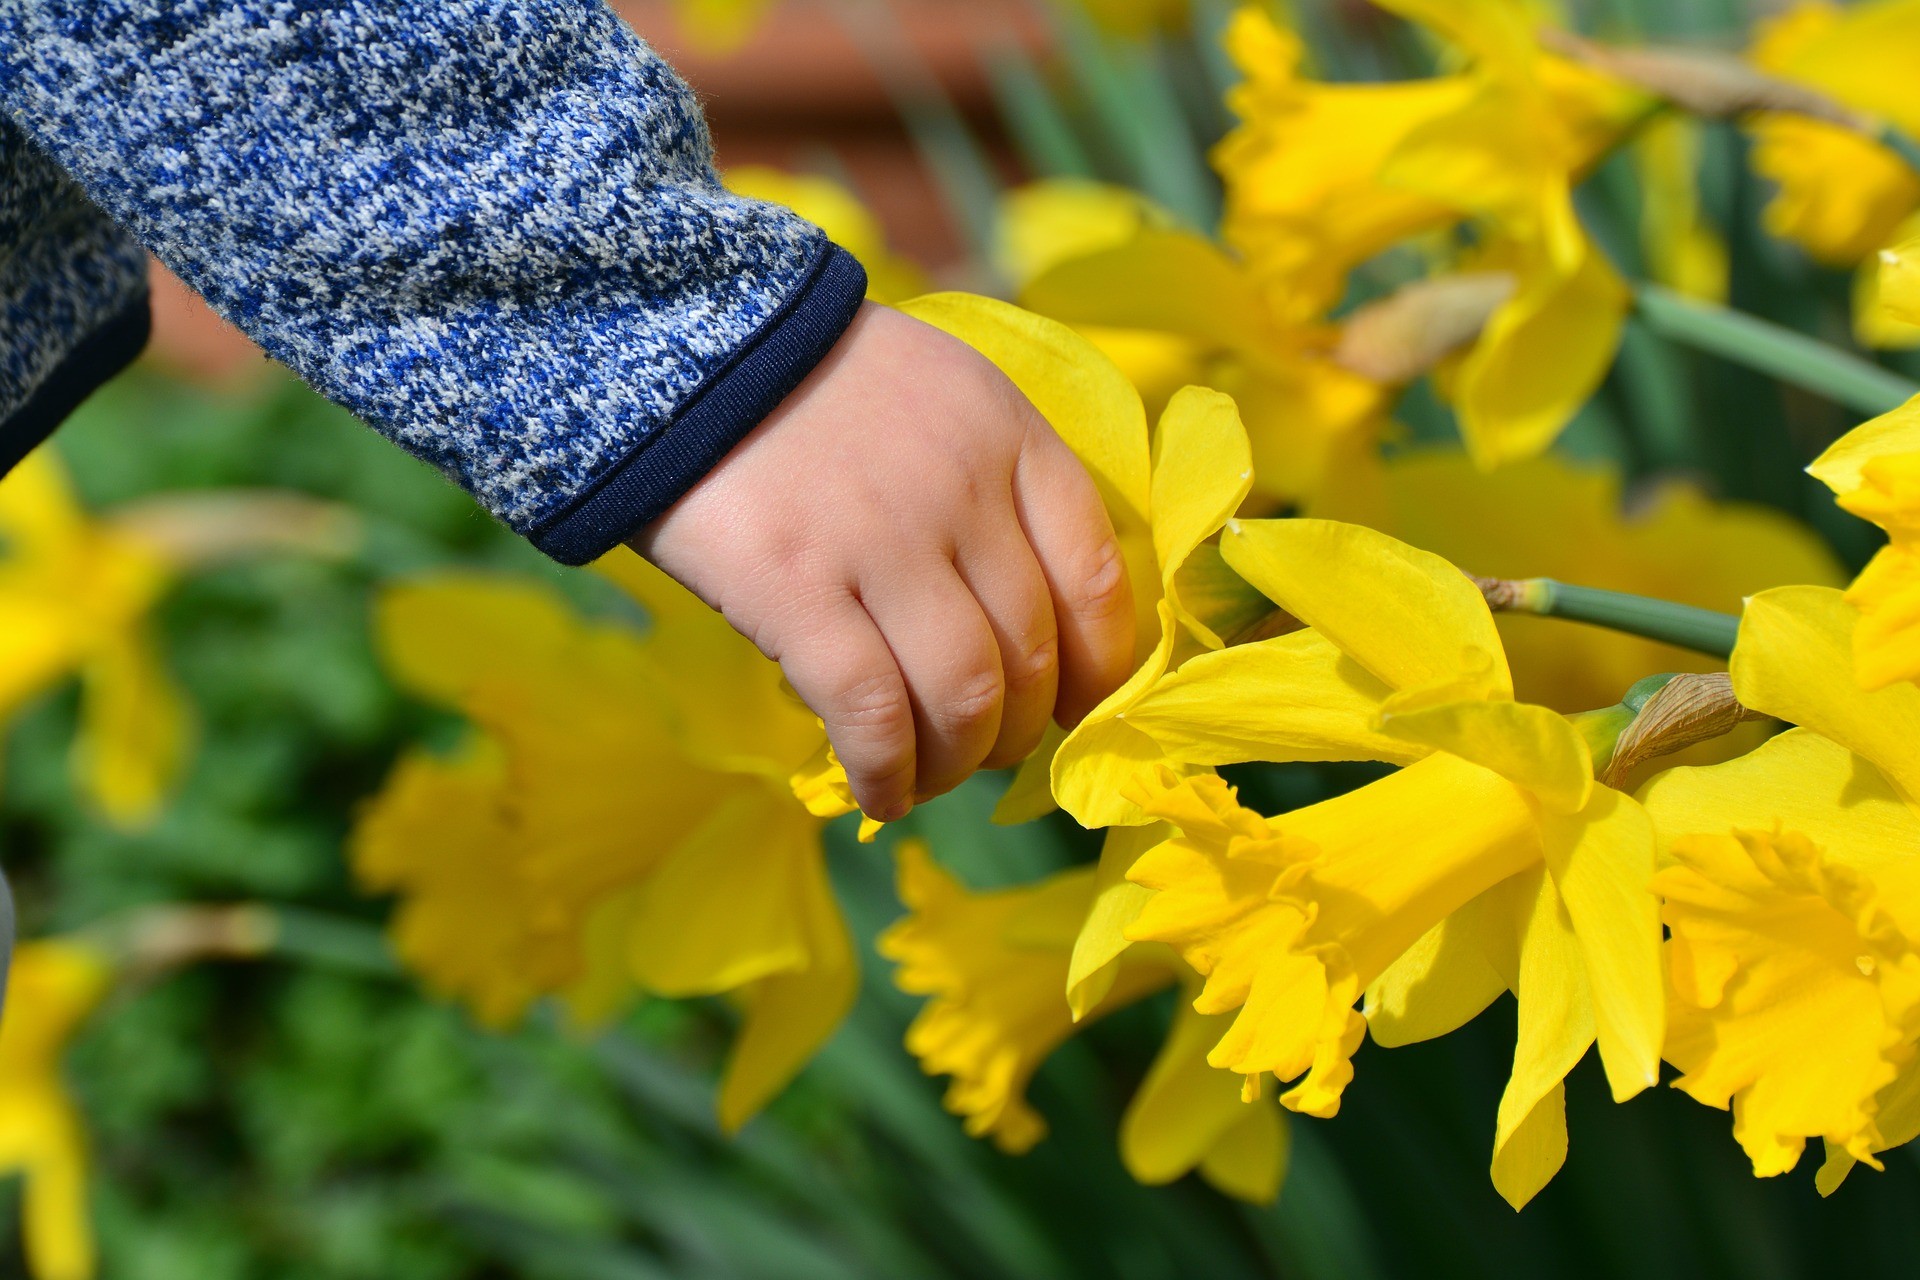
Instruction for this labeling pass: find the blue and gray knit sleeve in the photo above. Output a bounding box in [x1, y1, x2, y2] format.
[0, 1, 867, 564]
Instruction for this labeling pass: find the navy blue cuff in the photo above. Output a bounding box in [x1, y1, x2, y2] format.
[530, 243, 869, 566]
[0, 290, 151, 477]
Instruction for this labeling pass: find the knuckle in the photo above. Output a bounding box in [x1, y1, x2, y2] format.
[932, 666, 1004, 734]
[1002, 631, 1059, 693]
[830, 667, 913, 737]
[1072, 536, 1131, 620]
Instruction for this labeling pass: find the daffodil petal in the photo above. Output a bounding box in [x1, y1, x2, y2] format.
[718, 837, 858, 1132]
[1221, 518, 1513, 697]
[1171, 543, 1279, 650]
[1120, 997, 1284, 1203]
[1121, 628, 1421, 770]
[1054, 600, 1191, 828]
[1364, 890, 1508, 1048]
[1067, 824, 1167, 1020]
[1808, 395, 1920, 498]
[992, 723, 1066, 825]
[1731, 587, 1920, 802]
[1379, 698, 1593, 812]
[1817, 1055, 1920, 1195]
[1638, 728, 1920, 872]
[74, 629, 191, 829]
[1150, 386, 1254, 598]
[1539, 787, 1663, 1102]
[1020, 228, 1275, 354]
[1491, 1083, 1569, 1213]
[899, 293, 1151, 532]
[624, 793, 819, 996]
[1455, 200, 1631, 468]
[1491, 867, 1593, 1211]
[1196, 1092, 1289, 1205]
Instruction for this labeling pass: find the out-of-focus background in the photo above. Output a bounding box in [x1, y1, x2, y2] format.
[10, 1, 1920, 1277]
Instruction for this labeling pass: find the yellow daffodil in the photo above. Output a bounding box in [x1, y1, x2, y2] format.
[881, 841, 1286, 1201]
[1008, 184, 1391, 503]
[1635, 114, 1730, 304]
[994, 182, 1211, 419]
[1084, 518, 1662, 1206]
[726, 166, 928, 304]
[1855, 217, 1920, 349]
[884, 294, 1263, 829]
[1217, 2, 1646, 465]
[1882, 235, 1920, 326]
[1214, 7, 1476, 321]
[0, 451, 188, 827]
[1639, 585, 1920, 1184]
[667, 0, 773, 54]
[0, 940, 113, 1280]
[1808, 394, 1920, 689]
[1371, 0, 1646, 467]
[353, 563, 854, 1130]
[1746, 1, 1920, 268]
[1312, 448, 1845, 713]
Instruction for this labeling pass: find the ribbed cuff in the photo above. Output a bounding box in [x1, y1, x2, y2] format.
[0, 290, 152, 477]
[530, 243, 869, 566]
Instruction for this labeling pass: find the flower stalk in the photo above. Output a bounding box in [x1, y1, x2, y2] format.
[1472, 574, 1741, 658]
[1634, 285, 1920, 416]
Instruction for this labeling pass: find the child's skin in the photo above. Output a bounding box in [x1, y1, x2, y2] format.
[636, 303, 1137, 822]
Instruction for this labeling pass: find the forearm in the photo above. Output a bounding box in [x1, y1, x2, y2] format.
[0, 0, 866, 562]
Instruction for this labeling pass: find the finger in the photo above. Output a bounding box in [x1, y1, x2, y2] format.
[954, 514, 1059, 770]
[1013, 423, 1136, 726]
[861, 561, 1005, 799]
[776, 595, 918, 821]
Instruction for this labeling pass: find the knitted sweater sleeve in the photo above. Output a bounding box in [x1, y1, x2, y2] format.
[0, 1, 867, 564]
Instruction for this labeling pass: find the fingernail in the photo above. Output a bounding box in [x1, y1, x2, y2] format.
[881, 799, 913, 823]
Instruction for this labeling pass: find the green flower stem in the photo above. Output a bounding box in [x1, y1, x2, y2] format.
[1634, 284, 1920, 417]
[1881, 124, 1920, 181]
[1485, 577, 1740, 659]
[262, 906, 398, 977]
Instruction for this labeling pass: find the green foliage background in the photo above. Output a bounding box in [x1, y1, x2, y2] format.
[6, 0, 1920, 1275]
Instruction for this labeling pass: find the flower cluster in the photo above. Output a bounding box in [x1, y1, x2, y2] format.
[332, 0, 1920, 1215]
[16, 3, 1920, 1272]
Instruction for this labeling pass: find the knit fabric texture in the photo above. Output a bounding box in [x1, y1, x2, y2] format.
[0, 119, 149, 474]
[0, 1, 866, 562]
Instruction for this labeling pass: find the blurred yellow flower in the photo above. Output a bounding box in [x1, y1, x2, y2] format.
[1808, 394, 1920, 688]
[1216, 3, 1645, 466]
[0, 940, 113, 1280]
[1373, 0, 1645, 467]
[0, 451, 189, 828]
[1104, 518, 1661, 1206]
[1008, 182, 1390, 502]
[1635, 114, 1729, 304]
[354, 566, 854, 1130]
[667, 0, 773, 54]
[881, 840, 1287, 1201]
[1746, 1, 1920, 269]
[1215, 7, 1474, 321]
[1881, 235, 1920, 326]
[726, 166, 928, 303]
[1312, 449, 1846, 713]
[1640, 586, 1920, 1184]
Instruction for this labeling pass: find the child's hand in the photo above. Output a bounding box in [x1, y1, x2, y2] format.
[634, 303, 1136, 822]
